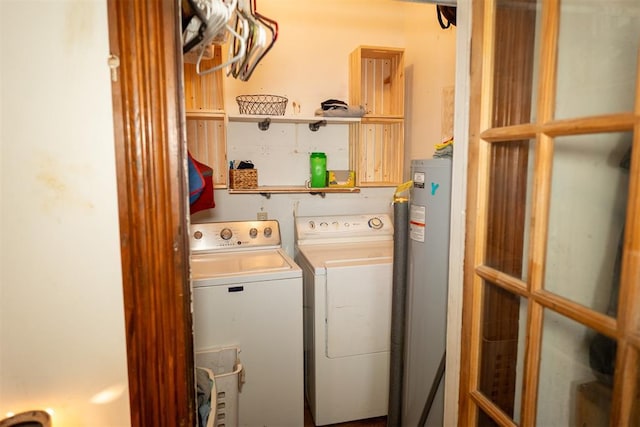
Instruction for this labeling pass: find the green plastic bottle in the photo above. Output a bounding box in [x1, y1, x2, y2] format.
[310, 152, 327, 188]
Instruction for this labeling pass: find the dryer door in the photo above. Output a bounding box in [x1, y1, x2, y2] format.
[325, 259, 392, 358]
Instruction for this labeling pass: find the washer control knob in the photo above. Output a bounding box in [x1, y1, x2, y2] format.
[320, 222, 328, 228]
[220, 228, 233, 240]
[308, 221, 316, 229]
[249, 228, 258, 238]
[194, 231, 203, 240]
[368, 217, 383, 229]
[264, 227, 273, 237]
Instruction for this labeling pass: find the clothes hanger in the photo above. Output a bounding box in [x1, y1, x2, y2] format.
[236, 12, 267, 80]
[227, 0, 256, 78]
[197, 22, 246, 76]
[182, 0, 208, 54]
[195, 0, 242, 75]
[237, 0, 278, 81]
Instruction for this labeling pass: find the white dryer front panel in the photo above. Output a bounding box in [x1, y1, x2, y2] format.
[325, 259, 393, 358]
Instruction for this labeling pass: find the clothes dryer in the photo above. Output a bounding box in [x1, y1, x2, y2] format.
[295, 214, 394, 426]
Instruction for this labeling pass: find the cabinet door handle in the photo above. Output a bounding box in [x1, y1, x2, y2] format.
[228, 286, 244, 293]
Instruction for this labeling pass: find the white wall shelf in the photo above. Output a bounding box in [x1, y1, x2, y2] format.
[228, 114, 360, 124]
[228, 114, 360, 131]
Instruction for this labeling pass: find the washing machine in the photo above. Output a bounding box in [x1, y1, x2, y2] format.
[190, 220, 303, 427]
[294, 214, 394, 426]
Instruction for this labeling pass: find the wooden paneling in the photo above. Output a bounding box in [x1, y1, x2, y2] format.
[183, 46, 224, 111]
[350, 46, 404, 117]
[185, 114, 227, 188]
[107, 1, 194, 426]
[184, 49, 227, 188]
[349, 46, 405, 187]
[352, 119, 404, 186]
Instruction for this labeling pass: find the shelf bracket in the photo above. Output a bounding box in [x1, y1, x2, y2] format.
[309, 191, 327, 198]
[308, 120, 327, 132]
[259, 192, 272, 199]
[258, 118, 271, 131]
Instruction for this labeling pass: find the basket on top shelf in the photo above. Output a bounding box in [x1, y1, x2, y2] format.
[236, 95, 288, 116]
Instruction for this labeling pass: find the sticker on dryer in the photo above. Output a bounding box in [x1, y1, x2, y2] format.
[409, 204, 426, 242]
[413, 171, 425, 189]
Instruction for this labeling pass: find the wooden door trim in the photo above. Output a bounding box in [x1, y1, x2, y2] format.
[107, 1, 195, 425]
[458, 0, 488, 422]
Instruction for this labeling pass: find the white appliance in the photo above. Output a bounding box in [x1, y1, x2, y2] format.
[294, 214, 394, 426]
[190, 220, 303, 427]
[402, 158, 452, 426]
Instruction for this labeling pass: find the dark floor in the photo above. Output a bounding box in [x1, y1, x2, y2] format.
[303, 399, 387, 427]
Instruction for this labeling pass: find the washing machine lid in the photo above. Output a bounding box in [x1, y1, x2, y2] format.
[296, 241, 392, 275]
[191, 249, 301, 285]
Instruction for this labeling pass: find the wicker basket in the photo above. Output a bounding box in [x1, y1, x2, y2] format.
[229, 169, 258, 189]
[236, 95, 288, 116]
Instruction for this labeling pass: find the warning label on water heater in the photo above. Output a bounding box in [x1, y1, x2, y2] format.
[409, 204, 426, 242]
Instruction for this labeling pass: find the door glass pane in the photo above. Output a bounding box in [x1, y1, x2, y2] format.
[545, 133, 631, 315]
[479, 281, 527, 423]
[538, 309, 616, 425]
[477, 409, 499, 427]
[555, 0, 640, 119]
[492, 0, 541, 127]
[486, 140, 534, 282]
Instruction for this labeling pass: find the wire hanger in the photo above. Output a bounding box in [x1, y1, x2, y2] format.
[238, 0, 278, 81]
[197, 23, 246, 76]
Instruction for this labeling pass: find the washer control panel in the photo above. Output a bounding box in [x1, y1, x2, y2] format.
[295, 214, 393, 243]
[190, 220, 281, 252]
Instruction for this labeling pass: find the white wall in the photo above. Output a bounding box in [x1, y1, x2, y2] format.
[193, 0, 457, 254]
[223, 0, 457, 162]
[0, 1, 130, 425]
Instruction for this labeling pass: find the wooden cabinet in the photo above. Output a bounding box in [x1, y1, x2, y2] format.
[183, 46, 228, 188]
[349, 46, 405, 187]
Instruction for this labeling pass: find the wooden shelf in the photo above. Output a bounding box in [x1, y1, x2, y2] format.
[228, 186, 360, 198]
[361, 115, 404, 123]
[186, 109, 225, 119]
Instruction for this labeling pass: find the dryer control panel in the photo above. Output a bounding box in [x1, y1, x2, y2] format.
[295, 214, 393, 244]
[190, 220, 281, 252]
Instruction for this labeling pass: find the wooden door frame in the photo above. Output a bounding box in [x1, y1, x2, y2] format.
[107, 1, 195, 425]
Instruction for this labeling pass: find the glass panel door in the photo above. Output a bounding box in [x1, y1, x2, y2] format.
[460, 0, 640, 426]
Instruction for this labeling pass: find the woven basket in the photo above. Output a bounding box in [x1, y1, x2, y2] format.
[236, 95, 288, 116]
[229, 169, 258, 189]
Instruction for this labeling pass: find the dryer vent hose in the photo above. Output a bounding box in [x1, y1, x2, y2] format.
[388, 200, 409, 426]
